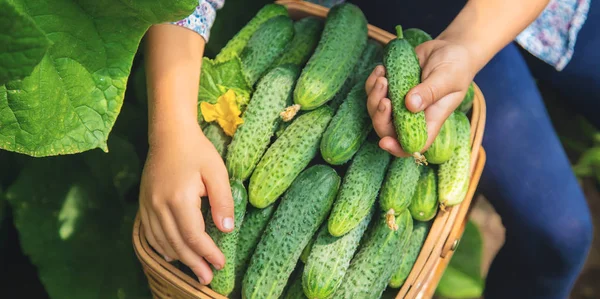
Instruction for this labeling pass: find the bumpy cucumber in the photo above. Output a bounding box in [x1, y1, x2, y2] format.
[240, 15, 294, 85]
[457, 82, 475, 113]
[205, 180, 248, 296]
[231, 203, 278, 297]
[389, 221, 431, 288]
[300, 230, 318, 263]
[283, 265, 308, 299]
[408, 166, 438, 221]
[329, 39, 383, 110]
[216, 4, 288, 62]
[403, 28, 433, 47]
[242, 165, 341, 299]
[320, 79, 372, 165]
[303, 207, 374, 299]
[327, 141, 391, 237]
[379, 157, 421, 215]
[332, 210, 413, 299]
[384, 25, 427, 163]
[438, 112, 471, 208]
[273, 17, 323, 68]
[248, 106, 334, 208]
[424, 113, 458, 164]
[226, 65, 299, 181]
[203, 123, 231, 158]
[294, 3, 368, 110]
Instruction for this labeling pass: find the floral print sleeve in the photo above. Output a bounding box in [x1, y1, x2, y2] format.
[170, 0, 225, 42]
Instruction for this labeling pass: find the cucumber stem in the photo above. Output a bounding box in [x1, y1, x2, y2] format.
[385, 209, 398, 231]
[395, 25, 404, 39]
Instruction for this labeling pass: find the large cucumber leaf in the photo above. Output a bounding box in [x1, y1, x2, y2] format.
[0, 0, 197, 157]
[4, 135, 148, 298]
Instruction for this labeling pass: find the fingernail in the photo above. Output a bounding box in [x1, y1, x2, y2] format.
[377, 80, 386, 91]
[214, 263, 224, 271]
[164, 255, 173, 262]
[198, 277, 206, 285]
[378, 101, 386, 112]
[376, 65, 384, 76]
[223, 217, 234, 230]
[410, 93, 422, 109]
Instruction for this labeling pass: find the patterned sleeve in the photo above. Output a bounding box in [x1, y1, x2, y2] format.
[170, 0, 225, 42]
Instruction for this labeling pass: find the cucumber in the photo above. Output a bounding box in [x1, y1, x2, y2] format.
[283, 265, 308, 299]
[320, 79, 372, 165]
[332, 210, 413, 299]
[424, 112, 458, 164]
[389, 220, 431, 288]
[203, 123, 231, 158]
[457, 82, 475, 113]
[231, 203, 278, 297]
[240, 15, 294, 86]
[384, 25, 427, 163]
[408, 166, 438, 221]
[242, 165, 341, 299]
[403, 28, 432, 47]
[303, 207, 374, 299]
[215, 4, 288, 62]
[205, 180, 248, 296]
[273, 17, 324, 68]
[438, 112, 471, 209]
[294, 3, 368, 110]
[226, 65, 299, 181]
[379, 157, 421, 215]
[327, 141, 391, 237]
[329, 40, 383, 110]
[300, 230, 317, 263]
[248, 106, 334, 208]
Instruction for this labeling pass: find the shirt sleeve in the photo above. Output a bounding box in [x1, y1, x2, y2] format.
[170, 0, 225, 42]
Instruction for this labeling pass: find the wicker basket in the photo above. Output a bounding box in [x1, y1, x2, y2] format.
[132, 1, 488, 298]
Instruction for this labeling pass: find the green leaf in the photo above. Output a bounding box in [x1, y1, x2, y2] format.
[0, 0, 50, 85]
[198, 56, 252, 124]
[4, 138, 149, 298]
[0, 0, 197, 157]
[435, 220, 484, 298]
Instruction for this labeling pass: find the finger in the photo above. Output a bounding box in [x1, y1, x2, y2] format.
[202, 160, 235, 233]
[367, 76, 388, 118]
[140, 204, 169, 260]
[422, 92, 464, 151]
[406, 66, 461, 113]
[158, 208, 215, 285]
[379, 136, 410, 158]
[371, 98, 397, 138]
[168, 196, 226, 269]
[148, 206, 179, 261]
[365, 65, 386, 95]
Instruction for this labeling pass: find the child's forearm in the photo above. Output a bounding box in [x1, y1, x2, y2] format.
[438, 0, 549, 74]
[144, 24, 205, 146]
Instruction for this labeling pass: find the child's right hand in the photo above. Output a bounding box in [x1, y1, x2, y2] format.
[138, 124, 234, 285]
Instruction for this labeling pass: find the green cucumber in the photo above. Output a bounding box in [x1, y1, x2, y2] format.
[300, 230, 317, 263]
[327, 141, 391, 237]
[384, 25, 427, 163]
[283, 265, 308, 299]
[379, 157, 421, 215]
[203, 123, 231, 158]
[424, 113, 457, 164]
[240, 15, 294, 86]
[248, 106, 334, 208]
[457, 82, 475, 113]
[215, 4, 288, 62]
[329, 39, 383, 110]
[389, 220, 431, 288]
[294, 3, 368, 110]
[438, 112, 471, 209]
[403, 28, 433, 47]
[273, 17, 324, 68]
[206, 180, 248, 296]
[231, 203, 278, 297]
[332, 210, 413, 299]
[242, 165, 341, 299]
[408, 166, 438, 221]
[226, 65, 299, 181]
[320, 79, 373, 165]
[303, 207, 374, 299]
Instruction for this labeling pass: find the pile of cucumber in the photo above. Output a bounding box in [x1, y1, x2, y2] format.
[196, 3, 475, 299]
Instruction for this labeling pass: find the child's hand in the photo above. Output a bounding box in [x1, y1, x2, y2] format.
[365, 39, 475, 157]
[138, 124, 233, 285]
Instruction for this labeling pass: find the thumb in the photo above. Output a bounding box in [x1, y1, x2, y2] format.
[203, 161, 235, 233]
[405, 66, 459, 113]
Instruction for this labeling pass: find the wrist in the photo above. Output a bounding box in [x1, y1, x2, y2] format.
[148, 117, 202, 147]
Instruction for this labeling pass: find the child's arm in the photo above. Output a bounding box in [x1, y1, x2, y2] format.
[366, 0, 550, 156]
[139, 23, 233, 285]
